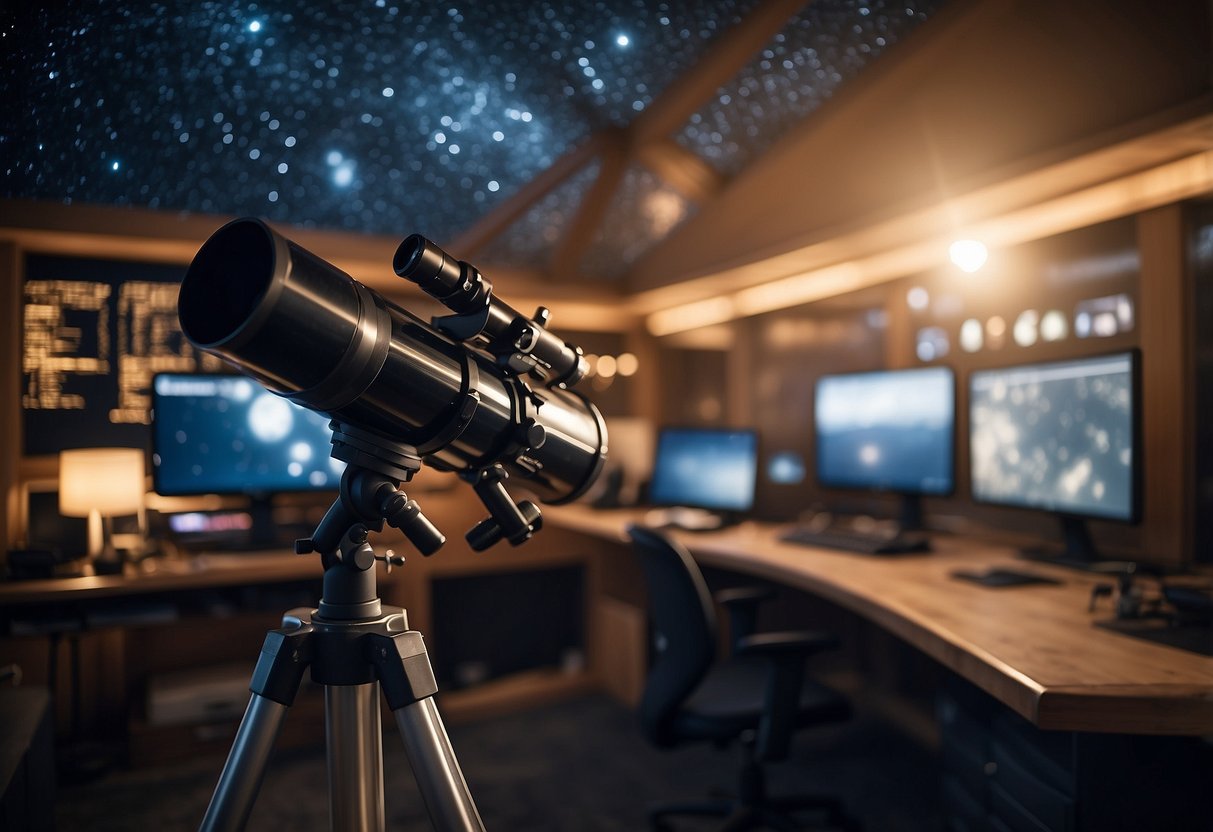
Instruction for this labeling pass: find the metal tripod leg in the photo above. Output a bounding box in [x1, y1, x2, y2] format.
[200, 613, 314, 832]
[369, 617, 485, 832]
[199, 606, 484, 832]
[395, 696, 484, 831]
[326, 682, 385, 832]
[200, 694, 290, 832]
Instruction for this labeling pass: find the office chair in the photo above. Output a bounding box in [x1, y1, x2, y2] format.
[626, 524, 855, 832]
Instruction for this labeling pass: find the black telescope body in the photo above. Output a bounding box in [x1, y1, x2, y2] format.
[178, 218, 607, 510]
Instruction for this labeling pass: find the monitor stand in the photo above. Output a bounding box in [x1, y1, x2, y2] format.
[246, 495, 281, 549]
[897, 494, 925, 534]
[1019, 515, 1114, 572]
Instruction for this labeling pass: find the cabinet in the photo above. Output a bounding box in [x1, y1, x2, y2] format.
[937, 679, 1213, 832]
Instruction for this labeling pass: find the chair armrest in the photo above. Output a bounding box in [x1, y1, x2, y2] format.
[714, 586, 777, 607]
[736, 630, 841, 761]
[714, 586, 777, 647]
[734, 630, 840, 659]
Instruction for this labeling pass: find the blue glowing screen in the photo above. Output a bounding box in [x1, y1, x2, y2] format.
[814, 367, 954, 495]
[152, 373, 343, 496]
[969, 353, 1136, 521]
[648, 428, 758, 512]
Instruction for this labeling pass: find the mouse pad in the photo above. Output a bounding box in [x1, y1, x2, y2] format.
[951, 568, 1061, 588]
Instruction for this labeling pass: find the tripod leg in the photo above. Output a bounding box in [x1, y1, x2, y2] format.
[326, 682, 385, 832]
[200, 613, 314, 832]
[200, 694, 289, 832]
[394, 697, 484, 832]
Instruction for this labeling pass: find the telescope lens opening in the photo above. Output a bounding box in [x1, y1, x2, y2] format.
[180, 219, 275, 346]
[392, 234, 426, 277]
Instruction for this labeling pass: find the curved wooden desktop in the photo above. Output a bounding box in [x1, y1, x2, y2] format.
[548, 505, 1213, 736]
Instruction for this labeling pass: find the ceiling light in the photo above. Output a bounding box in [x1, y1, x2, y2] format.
[949, 239, 988, 273]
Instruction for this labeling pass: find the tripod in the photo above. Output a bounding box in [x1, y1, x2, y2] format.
[200, 428, 486, 832]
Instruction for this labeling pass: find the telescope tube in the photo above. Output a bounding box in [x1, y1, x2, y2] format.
[178, 218, 607, 504]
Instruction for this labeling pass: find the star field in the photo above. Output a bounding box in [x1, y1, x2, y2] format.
[2, 1, 762, 245]
[2, 1, 941, 271]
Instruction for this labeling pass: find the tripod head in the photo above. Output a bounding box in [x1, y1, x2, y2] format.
[295, 420, 550, 613]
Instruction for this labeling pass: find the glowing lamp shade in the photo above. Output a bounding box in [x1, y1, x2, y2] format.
[59, 448, 146, 518]
[60, 448, 145, 564]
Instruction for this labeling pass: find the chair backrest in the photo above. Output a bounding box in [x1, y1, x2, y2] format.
[626, 523, 718, 747]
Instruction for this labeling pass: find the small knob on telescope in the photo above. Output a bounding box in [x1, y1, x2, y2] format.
[519, 420, 547, 450]
[375, 549, 407, 574]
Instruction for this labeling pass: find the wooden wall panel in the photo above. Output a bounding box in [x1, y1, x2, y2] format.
[1, 242, 20, 552]
[1137, 205, 1195, 563]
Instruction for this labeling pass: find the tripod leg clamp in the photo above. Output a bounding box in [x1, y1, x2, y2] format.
[369, 630, 440, 710]
[250, 615, 315, 706]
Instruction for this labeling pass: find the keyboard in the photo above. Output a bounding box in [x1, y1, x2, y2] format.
[778, 526, 931, 555]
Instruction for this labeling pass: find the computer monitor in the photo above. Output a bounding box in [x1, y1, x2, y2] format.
[648, 427, 758, 518]
[151, 373, 344, 545]
[814, 366, 955, 531]
[969, 350, 1140, 567]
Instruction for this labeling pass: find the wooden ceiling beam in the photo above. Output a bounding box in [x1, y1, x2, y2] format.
[635, 138, 727, 202]
[630, 0, 810, 147]
[449, 134, 603, 259]
[452, 0, 806, 266]
[547, 128, 629, 279]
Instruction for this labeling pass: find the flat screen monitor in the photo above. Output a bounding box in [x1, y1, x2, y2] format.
[814, 367, 955, 528]
[969, 351, 1139, 566]
[648, 427, 758, 515]
[152, 373, 343, 547]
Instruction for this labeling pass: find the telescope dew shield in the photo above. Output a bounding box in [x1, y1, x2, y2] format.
[179, 217, 607, 505]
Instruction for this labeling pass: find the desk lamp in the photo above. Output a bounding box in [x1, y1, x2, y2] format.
[59, 448, 145, 574]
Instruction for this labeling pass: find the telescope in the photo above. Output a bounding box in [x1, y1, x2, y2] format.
[178, 217, 608, 553]
[179, 218, 608, 832]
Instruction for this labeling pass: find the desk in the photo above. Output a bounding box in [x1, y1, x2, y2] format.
[546, 505, 1213, 736]
[0, 550, 325, 767]
[0, 550, 316, 610]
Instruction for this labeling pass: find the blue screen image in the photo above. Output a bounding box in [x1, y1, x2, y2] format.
[815, 367, 954, 495]
[969, 353, 1135, 521]
[152, 374, 344, 496]
[648, 429, 758, 512]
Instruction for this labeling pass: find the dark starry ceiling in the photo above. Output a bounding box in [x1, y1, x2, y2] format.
[1, 1, 942, 279]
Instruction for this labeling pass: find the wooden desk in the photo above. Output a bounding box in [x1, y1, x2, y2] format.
[0, 550, 317, 609]
[546, 505, 1213, 736]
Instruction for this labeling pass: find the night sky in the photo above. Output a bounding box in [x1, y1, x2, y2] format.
[1, 1, 939, 268]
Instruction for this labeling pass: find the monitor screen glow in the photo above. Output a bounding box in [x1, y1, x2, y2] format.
[968, 352, 1137, 522]
[814, 367, 955, 496]
[152, 374, 344, 497]
[648, 428, 758, 513]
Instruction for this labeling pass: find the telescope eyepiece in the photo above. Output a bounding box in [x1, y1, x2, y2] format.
[394, 234, 487, 314]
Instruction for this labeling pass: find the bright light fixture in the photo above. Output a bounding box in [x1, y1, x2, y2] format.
[949, 239, 988, 273]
